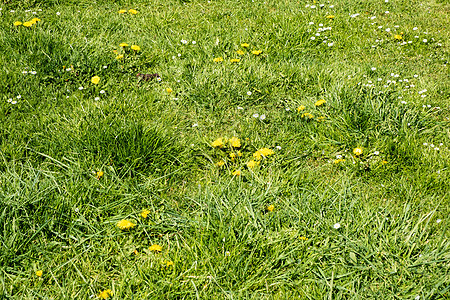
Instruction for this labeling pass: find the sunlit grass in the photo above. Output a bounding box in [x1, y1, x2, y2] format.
[0, 0, 449, 298]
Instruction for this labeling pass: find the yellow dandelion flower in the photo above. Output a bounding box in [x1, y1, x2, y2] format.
[118, 9, 127, 14]
[237, 151, 242, 157]
[96, 170, 104, 179]
[236, 50, 245, 55]
[297, 105, 306, 112]
[133, 249, 139, 255]
[211, 138, 224, 148]
[326, 15, 335, 19]
[229, 137, 241, 148]
[216, 160, 225, 167]
[98, 289, 112, 299]
[119, 43, 129, 47]
[166, 88, 173, 93]
[317, 116, 326, 122]
[246, 160, 258, 169]
[229, 152, 236, 160]
[14, 21, 23, 26]
[253, 148, 275, 160]
[128, 9, 138, 14]
[36, 270, 43, 277]
[267, 205, 274, 212]
[334, 159, 345, 164]
[381, 160, 388, 165]
[230, 58, 241, 63]
[241, 43, 250, 48]
[299, 236, 308, 240]
[91, 76, 100, 85]
[251, 50, 262, 55]
[315, 99, 326, 107]
[131, 45, 141, 51]
[22, 21, 33, 27]
[353, 147, 363, 156]
[301, 112, 314, 119]
[116, 54, 124, 59]
[394, 34, 402, 40]
[116, 219, 136, 230]
[164, 260, 174, 267]
[141, 209, 150, 218]
[232, 170, 241, 176]
[149, 244, 163, 252]
[213, 57, 224, 62]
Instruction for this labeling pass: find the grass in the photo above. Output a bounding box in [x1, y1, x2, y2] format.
[0, 0, 449, 298]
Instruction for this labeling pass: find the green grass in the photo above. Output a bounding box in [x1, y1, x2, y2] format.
[0, 0, 449, 298]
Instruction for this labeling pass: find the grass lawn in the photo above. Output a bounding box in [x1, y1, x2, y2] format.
[0, 0, 449, 298]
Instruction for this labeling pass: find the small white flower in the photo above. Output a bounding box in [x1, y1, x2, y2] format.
[310, 36, 316, 40]
[16, 95, 21, 99]
[413, 27, 418, 30]
[439, 143, 443, 146]
[329, 5, 334, 8]
[66, 68, 72, 71]
[178, 53, 181, 57]
[192, 41, 196, 44]
[434, 147, 439, 151]
[56, 12, 61, 15]
[310, 5, 316, 8]
[247, 91, 252, 96]
[78, 86, 84, 90]
[385, 11, 389, 14]
[94, 97, 100, 101]
[328, 42, 334, 47]
[156, 77, 162, 82]
[181, 39, 188, 44]
[350, 13, 360, 18]
[333, 223, 341, 229]
[378, 25, 383, 29]
[7, 98, 12, 103]
[430, 144, 435, 148]
[276, 146, 282, 150]
[371, 16, 376, 19]
[309, 22, 314, 25]
[319, 4, 324, 7]
[259, 114, 266, 120]
[11, 100, 17, 104]
[415, 296, 420, 300]
[100, 90, 105, 94]
[423, 39, 427, 43]
[252, 113, 259, 118]
[400, 101, 407, 104]
[415, 36, 419, 38]
[286, 108, 290, 111]
[319, 23, 323, 27]
[30, 71, 37, 75]
[436, 219, 442, 223]
[336, 155, 342, 159]
[192, 123, 198, 127]
[385, 28, 391, 32]
[413, 74, 418, 78]
[173, 98, 178, 100]
[316, 33, 320, 36]
[371, 67, 376, 71]
[378, 78, 382, 81]
[373, 151, 379, 155]
[22, 71, 28, 74]
[225, 251, 230, 257]
[423, 143, 428, 146]
[103, 65, 107, 69]
[237, 106, 243, 110]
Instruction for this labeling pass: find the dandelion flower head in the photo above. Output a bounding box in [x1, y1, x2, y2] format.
[131, 45, 141, 51]
[229, 137, 241, 148]
[315, 99, 326, 107]
[213, 57, 224, 62]
[236, 50, 245, 55]
[116, 219, 136, 230]
[119, 42, 129, 47]
[297, 105, 306, 112]
[267, 205, 274, 212]
[141, 209, 150, 218]
[118, 9, 127, 14]
[149, 244, 163, 252]
[36, 270, 43, 277]
[128, 9, 138, 14]
[251, 50, 262, 55]
[14, 21, 23, 26]
[241, 43, 250, 48]
[232, 170, 241, 176]
[98, 289, 113, 299]
[91, 76, 100, 85]
[211, 138, 224, 148]
[353, 147, 363, 156]
[253, 148, 275, 160]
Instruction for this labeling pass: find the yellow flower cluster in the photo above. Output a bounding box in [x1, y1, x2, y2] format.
[149, 244, 163, 252]
[119, 9, 139, 14]
[315, 99, 326, 107]
[214, 43, 262, 63]
[301, 112, 314, 119]
[14, 18, 41, 27]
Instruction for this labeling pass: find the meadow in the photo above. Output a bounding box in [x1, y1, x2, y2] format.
[0, 0, 449, 298]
